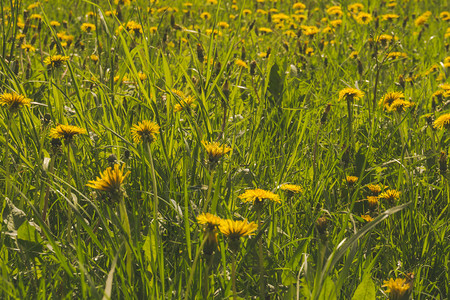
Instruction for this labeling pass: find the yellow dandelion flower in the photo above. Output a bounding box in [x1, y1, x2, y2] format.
[115, 0, 131, 5]
[219, 219, 258, 239]
[361, 214, 373, 222]
[345, 176, 359, 186]
[81, 23, 96, 32]
[174, 95, 196, 112]
[301, 25, 320, 36]
[388, 99, 414, 112]
[380, 91, 404, 109]
[280, 184, 303, 193]
[239, 188, 281, 204]
[130, 120, 160, 144]
[235, 59, 248, 68]
[21, 44, 36, 53]
[0, 92, 31, 113]
[434, 113, 450, 130]
[330, 19, 342, 27]
[87, 164, 130, 198]
[201, 141, 231, 164]
[349, 51, 359, 59]
[218, 21, 229, 29]
[381, 14, 400, 22]
[197, 213, 222, 228]
[50, 21, 61, 27]
[197, 213, 221, 254]
[415, 11, 432, 27]
[338, 88, 364, 101]
[49, 124, 86, 143]
[125, 21, 143, 35]
[293, 3, 306, 10]
[44, 55, 69, 68]
[379, 189, 401, 202]
[387, 52, 408, 60]
[326, 6, 343, 17]
[90, 54, 99, 62]
[355, 12, 372, 24]
[382, 278, 411, 299]
[259, 27, 273, 34]
[200, 12, 211, 20]
[366, 184, 383, 195]
[439, 83, 450, 90]
[367, 196, 379, 208]
[441, 12, 450, 21]
[348, 3, 364, 13]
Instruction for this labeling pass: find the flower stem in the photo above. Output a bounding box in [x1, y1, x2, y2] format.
[257, 208, 265, 300]
[119, 194, 132, 280]
[42, 157, 55, 222]
[346, 98, 355, 152]
[4, 115, 11, 197]
[203, 165, 215, 213]
[67, 143, 73, 242]
[185, 236, 208, 300]
[231, 253, 237, 300]
[147, 142, 165, 296]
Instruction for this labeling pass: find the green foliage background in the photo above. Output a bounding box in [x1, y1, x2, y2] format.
[0, 0, 449, 298]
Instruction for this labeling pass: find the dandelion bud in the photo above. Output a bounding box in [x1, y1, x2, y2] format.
[250, 60, 257, 76]
[398, 75, 405, 89]
[222, 80, 230, 100]
[316, 215, 328, 235]
[214, 61, 222, 76]
[50, 138, 62, 155]
[248, 20, 255, 32]
[30, 33, 37, 45]
[241, 46, 246, 60]
[320, 103, 332, 125]
[266, 47, 271, 57]
[267, 12, 272, 23]
[402, 16, 409, 28]
[357, 59, 363, 76]
[124, 149, 131, 160]
[170, 14, 175, 27]
[283, 41, 289, 52]
[196, 43, 204, 63]
[42, 113, 51, 127]
[439, 151, 447, 174]
[117, 6, 123, 21]
[107, 154, 117, 167]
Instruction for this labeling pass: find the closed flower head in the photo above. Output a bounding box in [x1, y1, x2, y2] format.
[239, 188, 281, 204]
[87, 164, 130, 199]
[0, 92, 31, 113]
[49, 124, 86, 143]
[131, 120, 160, 144]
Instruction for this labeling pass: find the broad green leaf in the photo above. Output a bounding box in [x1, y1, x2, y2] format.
[318, 277, 337, 300]
[352, 273, 376, 300]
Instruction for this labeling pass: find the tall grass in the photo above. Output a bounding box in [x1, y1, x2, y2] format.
[0, 0, 449, 299]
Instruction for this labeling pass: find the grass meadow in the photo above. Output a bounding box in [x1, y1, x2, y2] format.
[0, 0, 449, 299]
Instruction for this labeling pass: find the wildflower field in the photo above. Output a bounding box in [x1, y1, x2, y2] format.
[1, 0, 450, 299]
